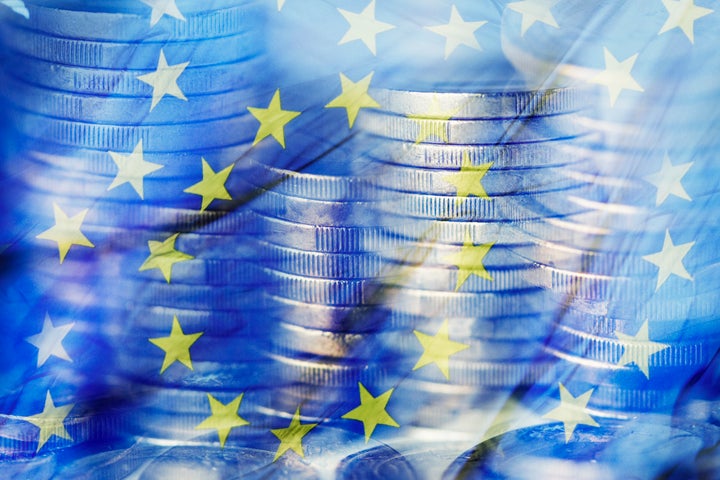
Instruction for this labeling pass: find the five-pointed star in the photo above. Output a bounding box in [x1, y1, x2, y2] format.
[413, 319, 470, 379]
[25, 313, 73, 368]
[277, 0, 286, 11]
[136, 49, 189, 111]
[24, 391, 74, 452]
[1, 1, 29, 19]
[507, 0, 560, 36]
[444, 231, 494, 291]
[325, 72, 380, 128]
[139, 0, 186, 27]
[425, 5, 487, 59]
[644, 153, 693, 206]
[195, 393, 250, 447]
[183, 158, 234, 211]
[543, 383, 599, 443]
[442, 151, 492, 205]
[658, 0, 713, 43]
[407, 96, 458, 144]
[642, 229, 694, 291]
[337, 0, 396, 56]
[342, 382, 399, 442]
[107, 140, 163, 199]
[589, 47, 644, 107]
[615, 320, 669, 379]
[271, 406, 318, 461]
[138, 233, 194, 283]
[36, 203, 94, 263]
[148, 315, 203, 374]
[247, 89, 301, 149]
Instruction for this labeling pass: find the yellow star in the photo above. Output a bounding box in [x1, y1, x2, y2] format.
[325, 72, 380, 128]
[413, 319, 470, 379]
[138, 233, 194, 283]
[659, 0, 713, 44]
[644, 153, 693, 206]
[148, 316, 203, 374]
[36, 203, 94, 263]
[247, 89, 301, 149]
[424, 5, 487, 59]
[589, 47, 644, 107]
[342, 382, 399, 442]
[407, 95, 457, 143]
[444, 231, 494, 291]
[337, 0, 396, 56]
[24, 391, 74, 452]
[271, 406, 318, 462]
[139, 0, 186, 27]
[135, 49, 189, 111]
[507, 0, 560, 37]
[641, 229, 694, 291]
[108, 140, 164, 199]
[442, 151, 492, 205]
[183, 158, 234, 212]
[543, 383, 599, 442]
[195, 393, 250, 447]
[615, 320, 669, 379]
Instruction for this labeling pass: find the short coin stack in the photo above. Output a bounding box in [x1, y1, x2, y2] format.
[242, 127, 407, 432]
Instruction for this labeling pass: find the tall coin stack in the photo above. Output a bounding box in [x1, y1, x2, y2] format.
[501, 0, 720, 425]
[354, 84, 593, 433]
[0, 0, 275, 465]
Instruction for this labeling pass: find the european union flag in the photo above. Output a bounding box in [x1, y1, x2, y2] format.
[0, 0, 718, 478]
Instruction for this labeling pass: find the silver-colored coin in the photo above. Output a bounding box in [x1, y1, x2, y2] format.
[11, 2, 265, 41]
[2, 26, 261, 69]
[370, 85, 587, 119]
[358, 110, 587, 144]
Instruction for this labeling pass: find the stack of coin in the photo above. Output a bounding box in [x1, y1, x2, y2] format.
[443, 416, 720, 479]
[350, 84, 593, 432]
[240, 127, 411, 430]
[500, 0, 720, 418]
[0, 0, 273, 454]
